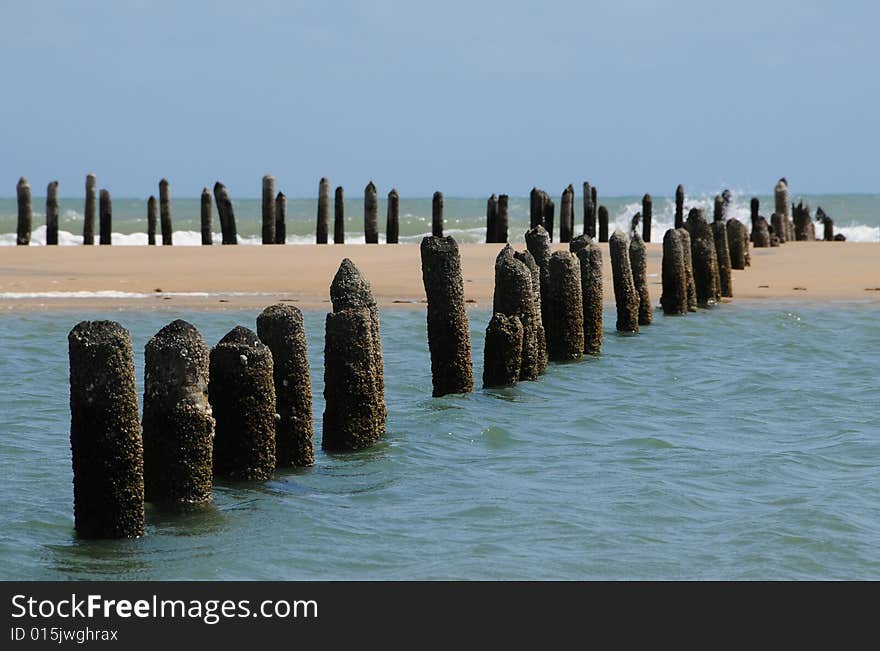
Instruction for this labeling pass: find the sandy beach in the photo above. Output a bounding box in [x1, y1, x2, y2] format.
[1, 241, 878, 312]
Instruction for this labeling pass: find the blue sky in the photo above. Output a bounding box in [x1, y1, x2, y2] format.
[1, 1, 876, 197]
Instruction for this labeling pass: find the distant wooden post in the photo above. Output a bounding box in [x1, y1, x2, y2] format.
[583, 182, 594, 238]
[545, 251, 584, 361]
[147, 196, 157, 245]
[275, 192, 286, 244]
[559, 185, 574, 243]
[713, 194, 724, 223]
[629, 235, 652, 325]
[316, 177, 330, 244]
[750, 197, 759, 237]
[660, 229, 688, 315]
[530, 187, 543, 229]
[598, 205, 609, 243]
[46, 181, 59, 246]
[200, 187, 213, 245]
[83, 174, 96, 245]
[364, 182, 379, 244]
[262, 175, 276, 245]
[16, 177, 32, 245]
[544, 195, 555, 242]
[774, 180, 788, 243]
[213, 182, 238, 245]
[590, 186, 598, 237]
[99, 189, 112, 245]
[496, 194, 509, 243]
[642, 193, 652, 242]
[569, 236, 603, 355]
[386, 189, 399, 244]
[432, 191, 444, 237]
[713, 220, 733, 298]
[609, 230, 639, 332]
[675, 184, 685, 229]
[486, 194, 498, 243]
[159, 178, 173, 245]
[334, 186, 345, 244]
[726, 218, 747, 270]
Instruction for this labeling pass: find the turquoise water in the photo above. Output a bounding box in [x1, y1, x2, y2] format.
[1, 192, 878, 244]
[0, 302, 878, 580]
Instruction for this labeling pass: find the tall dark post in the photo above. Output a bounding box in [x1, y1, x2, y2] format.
[642, 193, 652, 242]
[323, 260, 386, 451]
[496, 194, 509, 243]
[420, 236, 474, 396]
[525, 224, 552, 342]
[713, 194, 724, 223]
[570, 235, 603, 355]
[16, 177, 31, 245]
[83, 173, 96, 245]
[750, 197, 760, 236]
[660, 229, 688, 316]
[262, 175, 276, 245]
[200, 187, 213, 245]
[559, 185, 574, 243]
[147, 196, 157, 245]
[590, 186, 598, 237]
[364, 182, 379, 244]
[494, 246, 541, 381]
[68, 321, 144, 538]
[712, 220, 733, 298]
[752, 216, 771, 247]
[513, 249, 547, 374]
[275, 192, 286, 244]
[334, 186, 345, 244]
[486, 194, 498, 243]
[530, 187, 543, 229]
[629, 235, 652, 325]
[316, 177, 330, 244]
[159, 178, 173, 245]
[598, 205, 609, 243]
[583, 182, 594, 238]
[209, 326, 276, 480]
[675, 184, 685, 229]
[677, 228, 698, 311]
[432, 191, 444, 238]
[99, 189, 112, 245]
[545, 251, 584, 361]
[257, 305, 314, 468]
[687, 208, 721, 306]
[46, 181, 59, 246]
[774, 180, 788, 243]
[544, 196, 555, 242]
[386, 189, 399, 244]
[482, 314, 523, 389]
[726, 218, 747, 270]
[142, 320, 214, 505]
[609, 231, 639, 333]
[213, 182, 238, 245]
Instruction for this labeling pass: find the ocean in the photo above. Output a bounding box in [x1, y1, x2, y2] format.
[1, 192, 879, 245]
[1, 303, 878, 580]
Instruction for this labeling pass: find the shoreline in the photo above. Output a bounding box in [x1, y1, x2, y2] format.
[0, 242, 878, 313]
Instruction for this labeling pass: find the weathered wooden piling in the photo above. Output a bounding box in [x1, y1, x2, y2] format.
[642, 193, 652, 242]
[676, 227, 698, 312]
[334, 186, 345, 244]
[712, 220, 733, 298]
[590, 186, 598, 236]
[158, 178, 173, 245]
[209, 326, 276, 480]
[147, 196, 157, 245]
[16, 177, 31, 245]
[687, 208, 721, 306]
[274, 192, 286, 244]
[200, 187, 213, 245]
[530, 187, 543, 229]
[494, 246, 541, 381]
[364, 182, 379, 243]
[629, 234, 652, 325]
[713, 194, 724, 223]
[675, 184, 685, 229]
[483, 313, 524, 389]
[99, 189, 112, 245]
[323, 259, 386, 451]
[420, 236, 474, 396]
[750, 197, 759, 237]
[774, 180, 788, 243]
[257, 305, 314, 467]
[316, 177, 330, 244]
[46, 181, 59, 246]
[630, 212, 642, 239]
[609, 231, 639, 332]
[770, 212, 784, 243]
[432, 191, 444, 238]
[660, 229, 688, 315]
[726, 218, 747, 270]
[83, 174, 96, 245]
[583, 182, 594, 238]
[598, 205, 609, 243]
[817, 207, 834, 241]
[213, 182, 238, 245]
[793, 202, 815, 241]
[525, 224, 552, 335]
[496, 194, 509, 243]
[262, 175, 276, 245]
[486, 194, 498, 243]
[68, 321, 143, 538]
[513, 249, 548, 374]
[545, 251, 584, 360]
[142, 320, 214, 505]
[545, 196, 555, 242]
[560, 185, 574, 243]
[386, 189, 399, 244]
[569, 235, 603, 355]
[753, 216, 771, 247]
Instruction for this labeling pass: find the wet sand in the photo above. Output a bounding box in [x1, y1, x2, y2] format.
[1, 242, 878, 312]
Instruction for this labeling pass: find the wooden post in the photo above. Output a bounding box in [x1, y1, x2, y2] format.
[496, 194, 509, 243]
[275, 192, 286, 244]
[262, 175, 276, 245]
[200, 187, 213, 245]
[486, 194, 498, 243]
[660, 229, 688, 315]
[46, 181, 59, 246]
[334, 186, 345, 244]
[316, 177, 330, 244]
[159, 178, 173, 245]
[432, 191, 444, 238]
[609, 231, 639, 332]
[147, 196, 157, 245]
[386, 189, 399, 244]
[364, 182, 379, 244]
[213, 182, 238, 245]
[99, 189, 112, 245]
[83, 174, 96, 245]
[675, 184, 685, 229]
[16, 177, 31, 245]
[642, 193, 652, 242]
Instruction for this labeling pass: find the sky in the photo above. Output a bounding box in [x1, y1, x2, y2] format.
[1, 0, 876, 198]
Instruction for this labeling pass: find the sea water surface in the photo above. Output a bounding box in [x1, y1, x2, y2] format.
[1, 192, 879, 245]
[0, 303, 878, 580]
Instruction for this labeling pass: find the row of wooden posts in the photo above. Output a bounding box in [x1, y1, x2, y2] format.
[12, 175, 840, 246]
[68, 180, 775, 537]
